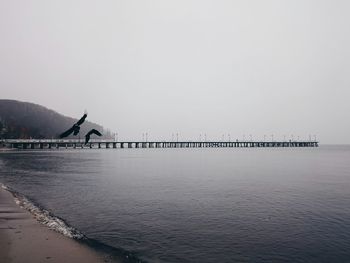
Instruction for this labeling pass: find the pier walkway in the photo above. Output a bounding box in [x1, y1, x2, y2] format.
[2, 139, 318, 149]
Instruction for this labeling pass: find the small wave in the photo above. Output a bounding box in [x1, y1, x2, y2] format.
[1, 184, 9, 190]
[1, 183, 146, 262]
[1, 183, 84, 239]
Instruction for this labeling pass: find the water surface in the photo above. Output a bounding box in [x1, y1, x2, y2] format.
[0, 146, 349, 262]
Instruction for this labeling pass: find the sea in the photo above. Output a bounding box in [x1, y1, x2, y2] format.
[0, 145, 350, 263]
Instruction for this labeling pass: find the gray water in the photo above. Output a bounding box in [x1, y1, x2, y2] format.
[0, 146, 350, 262]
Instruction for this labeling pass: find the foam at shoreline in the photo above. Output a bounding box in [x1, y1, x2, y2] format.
[0, 183, 145, 263]
[1, 184, 84, 239]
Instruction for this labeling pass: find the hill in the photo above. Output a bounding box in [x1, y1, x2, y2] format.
[0, 100, 112, 139]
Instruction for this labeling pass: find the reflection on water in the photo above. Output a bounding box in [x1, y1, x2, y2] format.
[1, 146, 350, 263]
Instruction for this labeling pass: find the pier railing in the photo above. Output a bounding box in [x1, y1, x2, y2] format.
[1, 139, 319, 149]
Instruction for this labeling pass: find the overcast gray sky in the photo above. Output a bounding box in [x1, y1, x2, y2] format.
[1, 0, 349, 143]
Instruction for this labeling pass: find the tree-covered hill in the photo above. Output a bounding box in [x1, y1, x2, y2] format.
[0, 100, 112, 139]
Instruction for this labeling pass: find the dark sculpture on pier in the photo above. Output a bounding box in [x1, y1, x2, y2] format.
[59, 113, 87, 138]
[85, 129, 102, 144]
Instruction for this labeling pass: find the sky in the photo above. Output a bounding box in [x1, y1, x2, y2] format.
[1, 0, 349, 143]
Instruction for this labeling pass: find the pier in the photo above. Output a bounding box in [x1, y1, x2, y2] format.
[2, 139, 318, 149]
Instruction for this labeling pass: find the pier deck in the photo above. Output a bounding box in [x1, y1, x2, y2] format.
[2, 139, 319, 149]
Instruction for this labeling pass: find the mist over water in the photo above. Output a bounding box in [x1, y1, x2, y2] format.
[1, 146, 350, 262]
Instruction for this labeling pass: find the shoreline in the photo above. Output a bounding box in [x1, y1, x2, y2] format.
[0, 185, 121, 263]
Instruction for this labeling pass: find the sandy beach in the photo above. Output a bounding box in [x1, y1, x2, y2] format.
[0, 186, 117, 263]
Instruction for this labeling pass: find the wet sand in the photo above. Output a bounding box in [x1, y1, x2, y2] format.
[0, 187, 116, 263]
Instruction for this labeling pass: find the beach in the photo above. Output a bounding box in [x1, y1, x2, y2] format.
[0, 186, 115, 263]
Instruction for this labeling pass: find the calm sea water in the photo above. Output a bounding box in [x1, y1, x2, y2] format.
[1, 146, 350, 262]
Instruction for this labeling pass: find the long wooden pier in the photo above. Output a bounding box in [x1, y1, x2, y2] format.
[2, 139, 319, 149]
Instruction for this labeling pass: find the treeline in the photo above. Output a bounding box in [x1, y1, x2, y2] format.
[0, 100, 112, 139]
